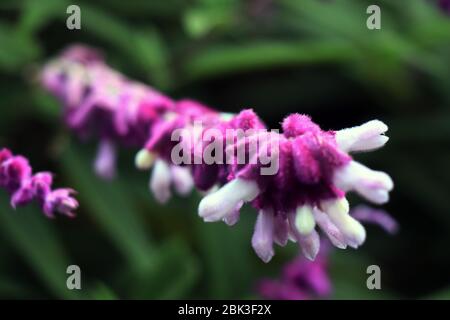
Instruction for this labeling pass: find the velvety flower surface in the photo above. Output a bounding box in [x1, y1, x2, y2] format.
[136, 99, 221, 203]
[199, 115, 393, 262]
[41, 45, 174, 180]
[42, 44, 394, 262]
[0, 148, 78, 218]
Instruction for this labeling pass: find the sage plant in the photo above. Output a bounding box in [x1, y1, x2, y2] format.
[41, 45, 394, 262]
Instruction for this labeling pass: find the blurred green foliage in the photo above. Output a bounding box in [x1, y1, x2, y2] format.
[0, 0, 449, 299]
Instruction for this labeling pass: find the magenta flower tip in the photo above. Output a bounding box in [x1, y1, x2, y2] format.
[44, 188, 79, 218]
[0, 148, 78, 218]
[231, 109, 266, 131]
[0, 148, 13, 161]
[282, 113, 321, 138]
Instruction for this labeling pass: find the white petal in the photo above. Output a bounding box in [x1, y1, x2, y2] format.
[321, 198, 366, 248]
[170, 165, 194, 195]
[150, 160, 172, 204]
[288, 231, 297, 243]
[198, 178, 259, 222]
[252, 209, 275, 263]
[94, 140, 117, 180]
[351, 135, 389, 152]
[223, 201, 243, 226]
[334, 161, 393, 204]
[336, 120, 388, 153]
[298, 230, 320, 261]
[313, 208, 348, 249]
[199, 184, 219, 196]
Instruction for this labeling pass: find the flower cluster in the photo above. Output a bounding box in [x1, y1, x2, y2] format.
[258, 206, 397, 300]
[41, 44, 394, 262]
[198, 116, 393, 262]
[0, 148, 78, 218]
[41, 44, 174, 180]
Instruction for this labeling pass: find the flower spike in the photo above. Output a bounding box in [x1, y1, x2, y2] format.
[41, 44, 395, 262]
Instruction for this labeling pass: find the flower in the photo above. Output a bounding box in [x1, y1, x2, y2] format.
[135, 99, 219, 203]
[257, 209, 397, 300]
[40, 45, 174, 180]
[42, 44, 394, 262]
[198, 115, 393, 262]
[94, 139, 117, 180]
[0, 148, 78, 218]
[42, 188, 78, 218]
[258, 246, 332, 300]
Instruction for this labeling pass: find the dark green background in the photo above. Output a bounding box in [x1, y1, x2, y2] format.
[0, 0, 449, 299]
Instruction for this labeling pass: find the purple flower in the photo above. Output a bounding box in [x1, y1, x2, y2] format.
[40, 45, 174, 180]
[42, 188, 78, 218]
[135, 99, 220, 203]
[0, 148, 78, 218]
[351, 205, 399, 235]
[136, 105, 267, 204]
[198, 116, 393, 262]
[42, 44, 395, 262]
[258, 248, 332, 300]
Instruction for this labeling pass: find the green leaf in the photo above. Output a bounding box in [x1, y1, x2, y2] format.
[87, 282, 119, 300]
[80, 5, 170, 88]
[195, 208, 254, 299]
[17, 0, 69, 36]
[183, 40, 356, 82]
[132, 29, 171, 89]
[30, 87, 61, 119]
[0, 23, 40, 72]
[425, 288, 450, 300]
[183, 5, 236, 39]
[125, 239, 200, 299]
